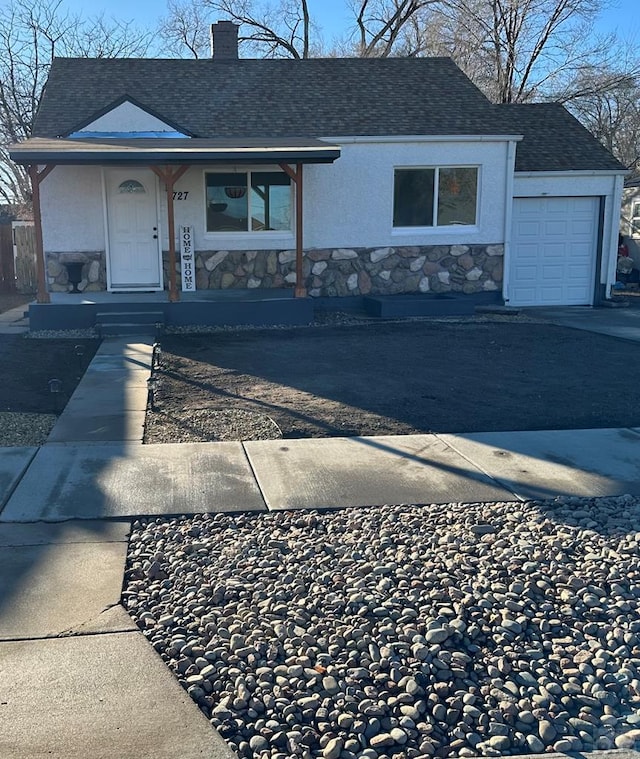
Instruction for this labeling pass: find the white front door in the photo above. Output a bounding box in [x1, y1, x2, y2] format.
[509, 196, 599, 306]
[106, 169, 162, 290]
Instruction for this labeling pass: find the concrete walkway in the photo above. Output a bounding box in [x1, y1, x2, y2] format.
[2, 333, 640, 757]
[0, 336, 235, 759]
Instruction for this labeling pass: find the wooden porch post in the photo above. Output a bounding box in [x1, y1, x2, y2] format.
[29, 164, 55, 304]
[280, 162, 306, 298]
[151, 165, 189, 302]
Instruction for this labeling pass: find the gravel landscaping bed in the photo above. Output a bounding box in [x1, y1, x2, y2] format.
[125, 496, 640, 759]
[0, 411, 57, 445]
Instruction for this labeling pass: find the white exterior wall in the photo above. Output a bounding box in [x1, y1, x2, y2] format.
[41, 165, 105, 252]
[164, 138, 513, 251]
[512, 172, 624, 297]
[38, 138, 513, 258]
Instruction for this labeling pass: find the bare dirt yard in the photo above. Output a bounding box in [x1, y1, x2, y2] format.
[0, 334, 99, 444]
[144, 318, 640, 443]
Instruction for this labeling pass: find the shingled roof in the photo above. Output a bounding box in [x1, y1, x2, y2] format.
[499, 102, 625, 172]
[33, 57, 505, 139]
[32, 57, 623, 174]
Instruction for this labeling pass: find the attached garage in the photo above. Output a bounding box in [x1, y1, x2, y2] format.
[509, 196, 599, 306]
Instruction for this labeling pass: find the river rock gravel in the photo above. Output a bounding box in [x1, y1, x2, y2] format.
[123, 496, 640, 758]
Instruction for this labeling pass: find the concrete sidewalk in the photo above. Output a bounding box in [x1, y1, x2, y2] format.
[3, 427, 640, 522]
[47, 337, 152, 443]
[0, 337, 236, 759]
[0, 517, 234, 759]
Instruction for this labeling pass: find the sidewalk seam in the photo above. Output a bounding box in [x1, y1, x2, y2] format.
[433, 433, 527, 503]
[240, 442, 269, 512]
[0, 446, 39, 516]
[0, 627, 137, 644]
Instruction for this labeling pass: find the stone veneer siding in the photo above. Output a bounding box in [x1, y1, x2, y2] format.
[184, 245, 504, 297]
[46, 251, 107, 292]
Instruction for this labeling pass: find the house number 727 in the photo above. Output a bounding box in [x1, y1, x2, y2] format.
[172, 191, 189, 200]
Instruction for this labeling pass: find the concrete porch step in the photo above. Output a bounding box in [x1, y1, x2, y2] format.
[96, 310, 164, 325]
[98, 323, 159, 337]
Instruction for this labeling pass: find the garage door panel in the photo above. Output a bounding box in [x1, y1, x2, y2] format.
[542, 265, 564, 280]
[539, 287, 563, 303]
[514, 264, 538, 278]
[545, 220, 570, 236]
[567, 285, 591, 305]
[569, 241, 593, 255]
[512, 287, 537, 302]
[515, 220, 542, 236]
[510, 196, 598, 306]
[542, 243, 568, 258]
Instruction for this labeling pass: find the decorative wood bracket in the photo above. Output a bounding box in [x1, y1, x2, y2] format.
[151, 165, 190, 302]
[29, 164, 56, 304]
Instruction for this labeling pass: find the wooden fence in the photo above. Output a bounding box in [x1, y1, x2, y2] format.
[0, 224, 15, 293]
[12, 222, 36, 294]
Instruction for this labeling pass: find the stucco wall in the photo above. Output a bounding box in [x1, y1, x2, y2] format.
[512, 172, 623, 295]
[41, 165, 106, 252]
[162, 138, 511, 252]
[38, 137, 516, 296]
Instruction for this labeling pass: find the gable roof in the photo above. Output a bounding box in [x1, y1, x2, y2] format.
[68, 94, 194, 136]
[500, 102, 625, 172]
[31, 56, 624, 175]
[34, 57, 505, 140]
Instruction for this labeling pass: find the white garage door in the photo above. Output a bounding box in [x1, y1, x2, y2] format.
[509, 196, 599, 306]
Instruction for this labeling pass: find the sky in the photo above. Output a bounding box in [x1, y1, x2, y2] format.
[62, 0, 640, 46]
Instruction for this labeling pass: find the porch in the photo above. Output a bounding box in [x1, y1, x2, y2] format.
[28, 288, 313, 333]
[26, 288, 503, 333]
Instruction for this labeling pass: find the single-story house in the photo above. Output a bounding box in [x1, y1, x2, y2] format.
[10, 21, 626, 329]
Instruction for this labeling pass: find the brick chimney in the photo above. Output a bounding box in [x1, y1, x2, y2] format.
[211, 21, 239, 59]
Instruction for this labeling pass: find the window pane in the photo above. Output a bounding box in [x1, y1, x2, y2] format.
[118, 179, 145, 194]
[393, 169, 434, 226]
[251, 171, 291, 231]
[437, 168, 477, 226]
[632, 203, 640, 236]
[206, 173, 248, 232]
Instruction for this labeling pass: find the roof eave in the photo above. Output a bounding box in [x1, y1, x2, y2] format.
[9, 138, 341, 166]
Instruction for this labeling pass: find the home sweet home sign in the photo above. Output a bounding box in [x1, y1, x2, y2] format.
[180, 226, 196, 292]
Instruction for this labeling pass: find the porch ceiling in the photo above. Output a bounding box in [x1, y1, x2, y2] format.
[9, 136, 341, 165]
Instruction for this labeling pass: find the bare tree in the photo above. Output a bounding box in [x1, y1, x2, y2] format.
[568, 68, 640, 176]
[349, 0, 438, 57]
[0, 0, 152, 204]
[425, 0, 623, 104]
[160, 0, 212, 57]
[161, 0, 314, 58]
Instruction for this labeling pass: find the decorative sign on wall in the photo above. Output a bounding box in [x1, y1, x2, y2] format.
[180, 225, 196, 292]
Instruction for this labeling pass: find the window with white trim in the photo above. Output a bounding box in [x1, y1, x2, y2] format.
[631, 201, 640, 238]
[393, 167, 479, 227]
[205, 171, 292, 232]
